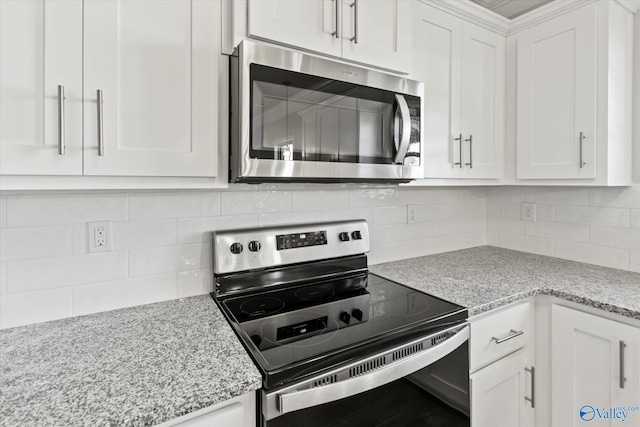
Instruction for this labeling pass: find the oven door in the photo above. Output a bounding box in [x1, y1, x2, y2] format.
[230, 41, 423, 183]
[261, 323, 470, 427]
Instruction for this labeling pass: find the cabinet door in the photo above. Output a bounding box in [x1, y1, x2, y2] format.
[83, 0, 218, 177]
[342, 0, 411, 74]
[248, 0, 341, 58]
[0, 0, 82, 175]
[460, 22, 504, 179]
[516, 5, 596, 180]
[552, 305, 640, 427]
[470, 349, 534, 427]
[412, 3, 463, 178]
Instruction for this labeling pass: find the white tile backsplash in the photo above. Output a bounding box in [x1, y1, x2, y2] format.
[2, 185, 639, 329]
[488, 186, 639, 272]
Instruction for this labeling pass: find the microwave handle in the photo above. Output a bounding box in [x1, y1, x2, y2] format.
[393, 94, 411, 164]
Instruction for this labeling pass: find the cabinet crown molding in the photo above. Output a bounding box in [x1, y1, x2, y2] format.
[422, 0, 510, 35]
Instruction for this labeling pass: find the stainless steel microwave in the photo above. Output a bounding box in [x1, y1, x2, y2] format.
[229, 41, 423, 183]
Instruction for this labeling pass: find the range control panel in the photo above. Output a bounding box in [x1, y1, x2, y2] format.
[276, 231, 327, 251]
[213, 220, 370, 274]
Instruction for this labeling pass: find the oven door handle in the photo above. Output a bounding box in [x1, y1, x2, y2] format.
[393, 94, 411, 164]
[277, 323, 469, 416]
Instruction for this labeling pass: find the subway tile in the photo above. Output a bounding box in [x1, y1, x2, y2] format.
[129, 243, 211, 277]
[7, 252, 128, 293]
[486, 201, 501, 217]
[486, 231, 500, 246]
[486, 187, 525, 202]
[0, 287, 72, 329]
[258, 211, 322, 226]
[396, 188, 465, 205]
[129, 192, 220, 219]
[554, 241, 629, 270]
[321, 208, 373, 224]
[410, 201, 486, 222]
[220, 191, 291, 215]
[370, 231, 485, 265]
[177, 268, 213, 298]
[72, 274, 177, 316]
[0, 263, 6, 295]
[373, 206, 407, 226]
[536, 204, 555, 222]
[525, 188, 589, 206]
[631, 210, 640, 230]
[71, 225, 88, 255]
[486, 216, 525, 235]
[0, 226, 71, 261]
[460, 188, 487, 201]
[499, 233, 555, 256]
[500, 202, 522, 219]
[630, 251, 640, 273]
[112, 219, 177, 250]
[590, 188, 640, 209]
[555, 205, 630, 228]
[178, 215, 257, 244]
[348, 188, 398, 208]
[369, 225, 397, 245]
[525, 221, 589, 243]
[292, 190, 349, 212]
[5, 194, 128, 227]
[590, 226, 640, 251]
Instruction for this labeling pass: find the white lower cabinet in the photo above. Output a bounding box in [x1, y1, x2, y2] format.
[469, 300, 535, 427]
[157, 391, 255, 427]
[471, 348, 534, 427]
[551, 305, 640, 427]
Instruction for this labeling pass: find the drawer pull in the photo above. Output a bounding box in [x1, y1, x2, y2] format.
[525, 366, 535, 408]
[491, 329, 523, 344]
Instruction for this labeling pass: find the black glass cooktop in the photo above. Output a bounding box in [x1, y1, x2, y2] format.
[216, 273, 467, 389]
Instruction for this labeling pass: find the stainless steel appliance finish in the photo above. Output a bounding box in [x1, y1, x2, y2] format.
[229, 41, 424, 183]
[211, 220, 469, 426]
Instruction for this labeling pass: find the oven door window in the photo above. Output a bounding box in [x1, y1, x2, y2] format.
[250, 64, 420, 165]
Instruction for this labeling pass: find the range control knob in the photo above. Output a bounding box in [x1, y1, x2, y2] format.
[351, 230, 362, 240]
[339, 312, 351, 325]
[352, 308, 363, 322]
[230, 242, 243, 254]
[248, 240, 262, 252]
[339, 232, 350, 242]
[250, 334, 262, 347]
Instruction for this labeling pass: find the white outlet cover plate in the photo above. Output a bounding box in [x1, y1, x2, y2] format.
[88, 220, 113, 253]
[521, 202, 536, 222]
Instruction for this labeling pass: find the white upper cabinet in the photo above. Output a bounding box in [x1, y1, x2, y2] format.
[1, 0, 220, 185]
[512, 1, 634, 184]
[83, 0, 218, 177]
[246, 0, 411, 74]
[0, 0, 82, 175]
[413, 2, 505, 180]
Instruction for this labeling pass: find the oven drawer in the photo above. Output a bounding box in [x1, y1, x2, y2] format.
[469, 300, 532, 372]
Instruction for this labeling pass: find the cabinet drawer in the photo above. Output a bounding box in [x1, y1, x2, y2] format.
[470, 301, 531, 372]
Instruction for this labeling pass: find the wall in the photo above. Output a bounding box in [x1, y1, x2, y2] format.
[0, 185, 487, 329]
[486, 187, 640, 272]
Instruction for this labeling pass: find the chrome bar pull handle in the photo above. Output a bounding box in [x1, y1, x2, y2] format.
[620, 340, 627, 389]
[465, 135, 473, 168]
[58, 85, 65, 155]
[331, 0, 339, 38]
[579, 132, 586, 168]
[349, 0, 358, 43]
[492, 329, 524, 344]
[97, 90, 104, 156]
[525, 366, 535, 408]
[453, 134, 463, 168]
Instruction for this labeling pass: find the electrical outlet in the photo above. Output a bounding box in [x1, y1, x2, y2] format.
[522, 202, 536, 222]
[408, 205, 417, 224]
[88, 221, 112, 252]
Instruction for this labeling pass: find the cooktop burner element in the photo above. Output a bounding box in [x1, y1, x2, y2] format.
[240, 297, 285, 317]
[211, 220, 468, 391]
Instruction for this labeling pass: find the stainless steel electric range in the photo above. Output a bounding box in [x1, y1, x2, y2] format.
[212, 220, 470, 427]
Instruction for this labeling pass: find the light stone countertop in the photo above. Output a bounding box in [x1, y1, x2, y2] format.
[2, 246, 639, 427]
[369, 246, 640, 319]
[0, 295, 262, 427]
